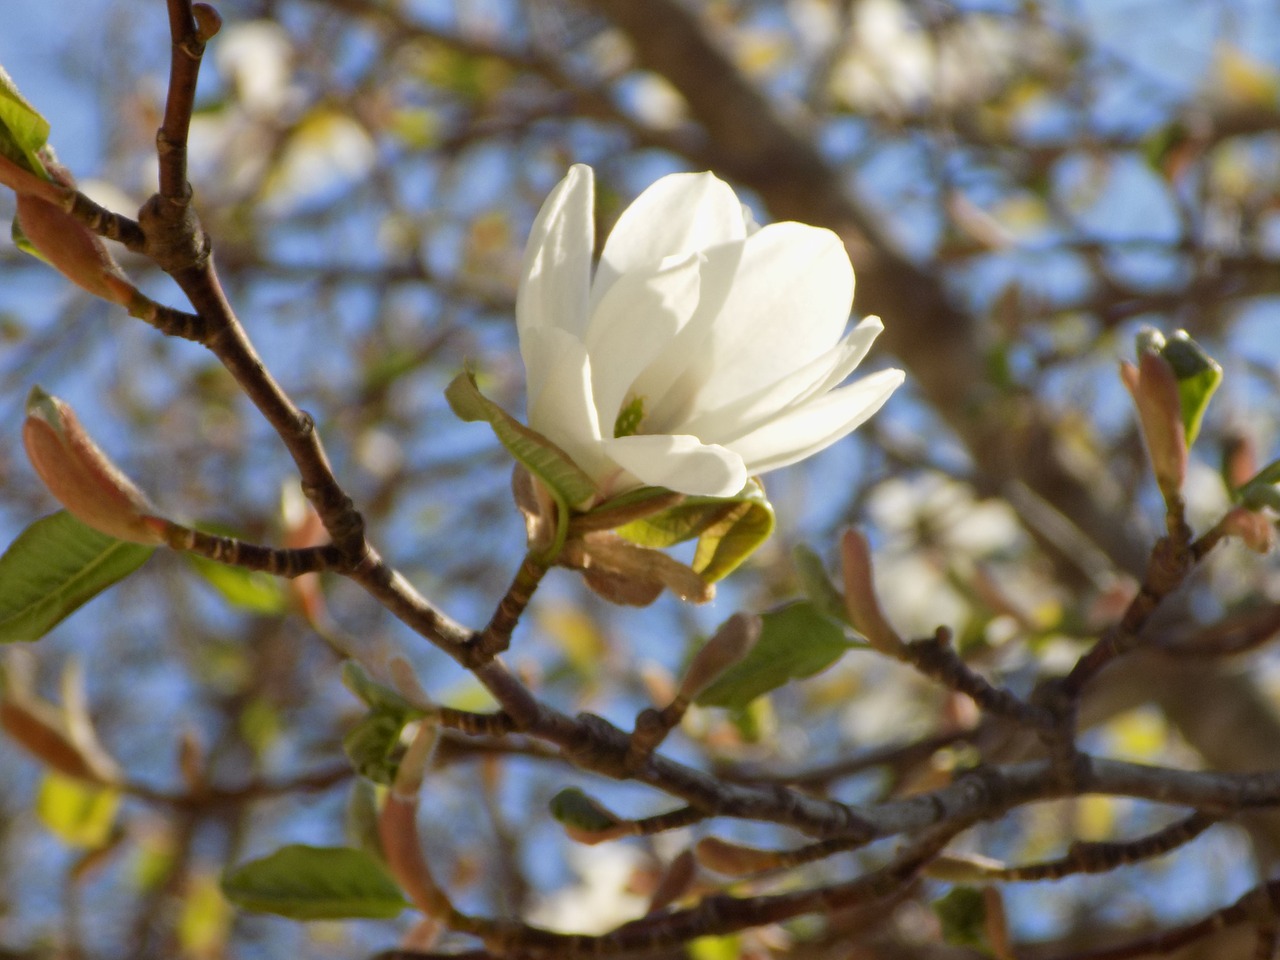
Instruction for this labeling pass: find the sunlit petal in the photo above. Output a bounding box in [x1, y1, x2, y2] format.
[604, 434, 747, 498]
[666, 222, 855, 423]
[593, 172, 747, 308]
[517, 164, 594, 350]
[726, 368, 904, 475]
[584, 252, 702, 429]
[680, 316, 887, 443]
[525, 328, 613, 481]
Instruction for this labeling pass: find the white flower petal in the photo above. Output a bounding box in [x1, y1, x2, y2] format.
[604, 434, 747, 498]
[583, 252, 702, 429]
[633, 241, 745, 431]
[524, 328, 613, 482]
[727, 368, 904, 475]
[663, 222, 856, 423]
[592, 172, 747, 308]
[680, 316, 886, 444]
[517, 164, 594, 351]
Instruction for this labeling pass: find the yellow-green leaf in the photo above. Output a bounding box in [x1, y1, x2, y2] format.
[618, 478, 774, 582]
[0, 66, 50, 178]
[36, 771, 119, 848]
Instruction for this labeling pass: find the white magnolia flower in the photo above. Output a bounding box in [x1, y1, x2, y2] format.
[517, 164, 904, 499]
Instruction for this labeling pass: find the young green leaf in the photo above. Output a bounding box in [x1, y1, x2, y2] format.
[343, 712, 409, 785]
[0, 512, 154, 643]
[791, 543, 849, 624]
[446, 368, 599, 558]
[932, 886, 989, 950]
[1159, 330, 1221, 446]
[446, 369, 598, 510]
[185, 555, 287, 614]
[341, 661, 424, 722]
[221, 845, 408, 920]
[696, 601, 857, 710]
[0, 66, 50, 178]
[617, 478, 775, 582]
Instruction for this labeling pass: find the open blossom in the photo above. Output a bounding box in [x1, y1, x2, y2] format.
[517, 164, 904, 499]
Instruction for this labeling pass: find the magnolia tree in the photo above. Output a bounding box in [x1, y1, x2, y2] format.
[2, 1, 1280, 958]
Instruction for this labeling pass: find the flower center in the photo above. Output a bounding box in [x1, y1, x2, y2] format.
[614, 396, 646, 438]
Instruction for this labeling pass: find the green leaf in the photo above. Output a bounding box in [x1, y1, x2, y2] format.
[1238, 458, 1280, 511]
[341, 662, 423, 722]
[445, 368, 598, 557]
[446, 369, 597, 510]
[342, 712, 408, 785]
[696, 601, 856, 710]
[36, 771, 119, 848]
[548, 786, 620, 834]
[1159, 331, 1221, 446]
[618, 478, 775, 582]
[341, 663, 425, 784]
[932, 886, 990, 951]
[1141, 121, 1190, 174]
[221, 845, 408, 920]
[792, 544, 849, 624]
[0, 66, 50, 178]
[0, 512, 155, 643]
[185, 555, 286, 614]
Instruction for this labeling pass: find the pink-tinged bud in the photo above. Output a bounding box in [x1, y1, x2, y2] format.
[1120, 352, 1187, 498]
[1223, 433, 1258, 490]
[23, 387, 166, 545]
[839, 528, 904, 655]
[13, 160, 138, 307]
[1221, 506, 1275, 554]
[695, 836, 782, 876]
[646, 850, 696, 914]
[679, 613, 762, 701]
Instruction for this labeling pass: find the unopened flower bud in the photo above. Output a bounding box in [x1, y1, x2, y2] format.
[1120, 350, 1187, 498]
[839, 528, 903, 655]
[22, 387, 166, 545]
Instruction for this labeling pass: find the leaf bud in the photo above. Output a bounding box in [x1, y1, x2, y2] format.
[1119, 349, 1187, 499]
[22, 387, 166, 545]
[13, 157, 139, 307]
[679, 613, 762, 701]
[839, 528, 904, 655]
[548, 787, 628, 844]
[694, 836, 781, 876]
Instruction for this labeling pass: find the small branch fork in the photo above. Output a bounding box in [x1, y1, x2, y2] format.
[25, 1, 1280, 957]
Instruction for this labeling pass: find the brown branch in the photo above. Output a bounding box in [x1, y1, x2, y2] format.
[124, 763, 351, 809]
[900, 627, 1053, 728]
[169, 527, 349, 577]
[963, 811, 1216, 882]
[1064, 515, 1199, 697]
[159, 0, 218, 202]
[463, 554, 550, 667]
[1026, 876, 1280, 960]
